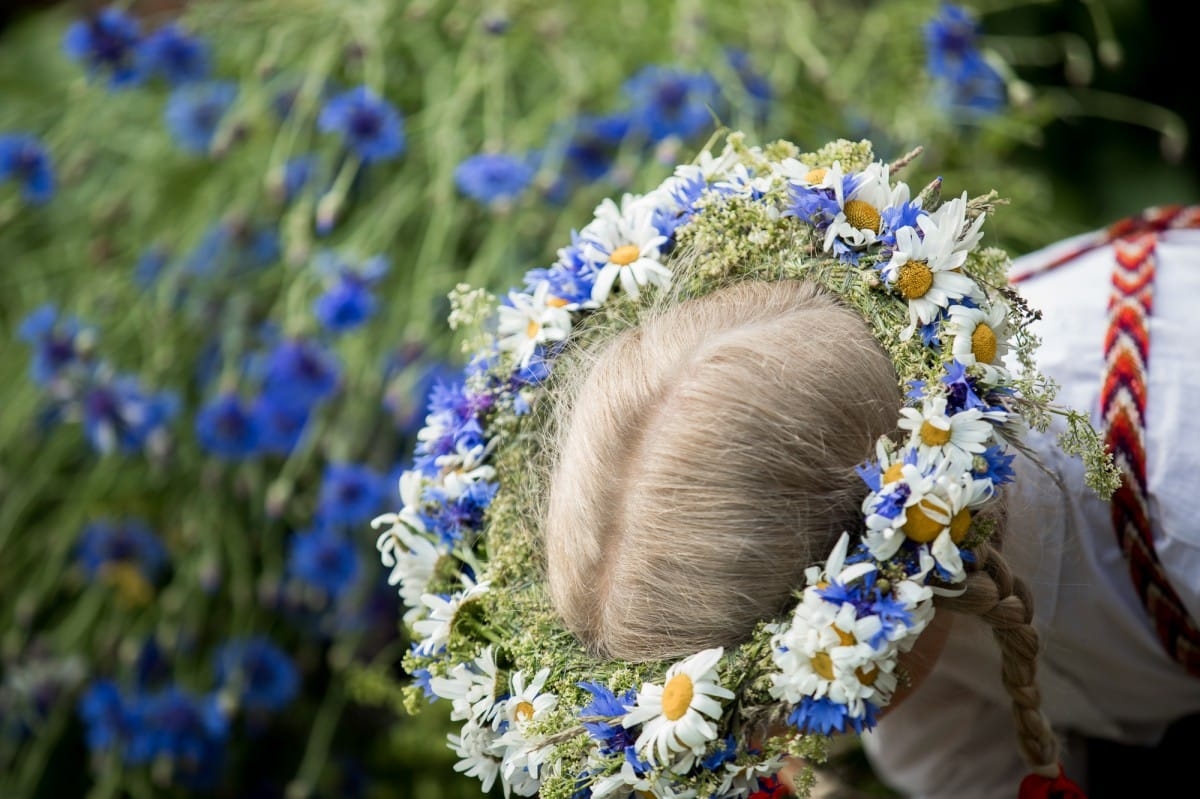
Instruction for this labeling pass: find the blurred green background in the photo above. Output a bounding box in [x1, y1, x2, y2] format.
[0, 1, 1195, 798]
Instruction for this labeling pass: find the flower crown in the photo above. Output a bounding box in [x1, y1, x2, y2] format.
[371, 132, 1116, 799]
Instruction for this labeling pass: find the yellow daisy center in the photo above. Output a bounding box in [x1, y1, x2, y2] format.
[804, 167, 827, 184]
[855, 665, 879, 686]
[514, 700, 535, 722]
[972, 322, 998, 364]
[610, 244, 640, 266]
[101, 562, 154, 607]
[949, 508, 972, 544]
[882, 462, 905, 484]
[525, 319, 540, 339]
[919, 419, 952, 448]
[811, 651, 835, 681]
[843, 199, 881, 233]
[895, 260, 934, 299]
[546, 296, 569, 308]
[661, 673, 694, 721]
[903, 500, 947, 543]
[832, 625, 856, 646]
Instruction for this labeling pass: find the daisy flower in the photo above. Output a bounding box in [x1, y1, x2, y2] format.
[412, 580, 490, 655]
[448, 718, 503, 793]
[372, 519, 443, 621]
[822, 161, 911, 254]
[897, 395, 992, 472]
[496, 281, 572, 368]
[622, 647, 734, 765]
[946, 301, 1011, 380]
[503, 668, 557, 728]
[881, 222, 983, 339]
[581, 198, 670, 304]
[429, 647, 502, 725]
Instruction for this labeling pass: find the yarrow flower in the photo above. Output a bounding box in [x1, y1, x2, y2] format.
[318, 86, 406, 163]
[454, 152, 535, 206]
[0, 133, 55, 204]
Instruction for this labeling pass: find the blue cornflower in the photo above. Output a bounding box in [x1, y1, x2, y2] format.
[62, 7, 143, 88]
[77, 518, 169, 606]
[701, 734, 739, 770]
[138, 23, 210, 85]
[195, 392, 262, 460]
[577, 681, 636, 755]
[213, 637, 300, 715]
[974, 444, 1016, 486]
[312, 251, 389, 334]
[183, 217, 280, 277]
[787, 695, 854, 735]
[317, 462, 389, 527]
[317, 86, 406, 163]
[277, 154, 319, 203]
[252, 393, 310, 456]
[725, 48, 772, 115]
[622, 65, 721, 142]
[878, 201, 927, 251]
[924, 4, 1007, 115]
[563, 112, 631, 182]
[454, 152, 535, 206]
[411, 667, 436, 701]
[133, 246, 171, 289]
[164, 81, 237, 154]
[287, 526, 361, 602]
[0, 133, 55, 204]
[787, 182, 841, 229]
[942, 359, 987, 413]
[260, 338, 342, 412]
[424, 479, 498, 545]
[17, 303, 94, 386]
[126, 687, 229, 790]
[81, 375, 179, 455]
[78, 679, 132, 752]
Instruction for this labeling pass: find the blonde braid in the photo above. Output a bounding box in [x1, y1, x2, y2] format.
[936, 542, 1062, 777]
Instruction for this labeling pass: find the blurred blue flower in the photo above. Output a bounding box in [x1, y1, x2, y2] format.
[563, 113, 631, 182]
[278, 154, 319, 203]
[138, 23, 210, 85]
[454, 152, 535, 206]
[62, 7, 144, 88]
[17, 303, 94, 386]
[318, 462, 389, 527]
[165, 81, 237, 154]
[77, 518, 169, 593]
[126, 687, 229, 790]
[184, 217, 280, 277]
[195, 392, 263, 460]
[213, 637, 300, 715]
[622, 65, 721, 142]
[252, 393, 310, 456]
[0, 133, 55, 205]
[724, 48, 772, 123]
[312, 251, 389, 333]
[317, 86, 406, 163]
[133, 245, 172, 289]
[82, 374, 179, 456]
[78, 679, 133, 752]
[287, 526, 361, 602]
[260, 338, 342, 411]
[924, 3, 1007, 115]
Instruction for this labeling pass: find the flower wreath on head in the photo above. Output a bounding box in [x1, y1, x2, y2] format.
[371, 131, 1117, 799]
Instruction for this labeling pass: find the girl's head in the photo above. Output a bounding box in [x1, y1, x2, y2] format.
[544, 279, 900, 660]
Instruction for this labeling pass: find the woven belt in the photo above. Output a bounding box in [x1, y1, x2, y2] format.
[1012, 205, 1200, 678]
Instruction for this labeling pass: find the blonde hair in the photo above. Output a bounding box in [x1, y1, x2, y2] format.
[543, 277, 1065, 776]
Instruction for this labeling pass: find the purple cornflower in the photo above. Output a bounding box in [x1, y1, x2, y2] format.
[78, 679, 133, 752]
[213, 637, 300, 715]
[0, 134, 55, 204]
[622, 65, 721, 142]
[62, 7, 143, 88]
[317, 86, 405, 163]
[17, 303, 95, 386]
[454, 152, 535, 206]
[563, 112, 632, 183]
[81, 374, 179, 455]
[183, 217, 279, 277]
[252, 393, 310, 456]
[195, 392, 262, 460]
[77, 518, 169, 589]
[137, 23, 210, 85]
[126, 687, 229, 790]
[924, 4, 1006, 114]
[164, 81, 237, 154]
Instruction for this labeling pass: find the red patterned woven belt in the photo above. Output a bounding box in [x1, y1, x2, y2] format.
[1013, 204, 1200, 678]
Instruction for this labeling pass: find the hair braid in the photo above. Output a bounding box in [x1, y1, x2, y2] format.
[936, 542, 1062, 777]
